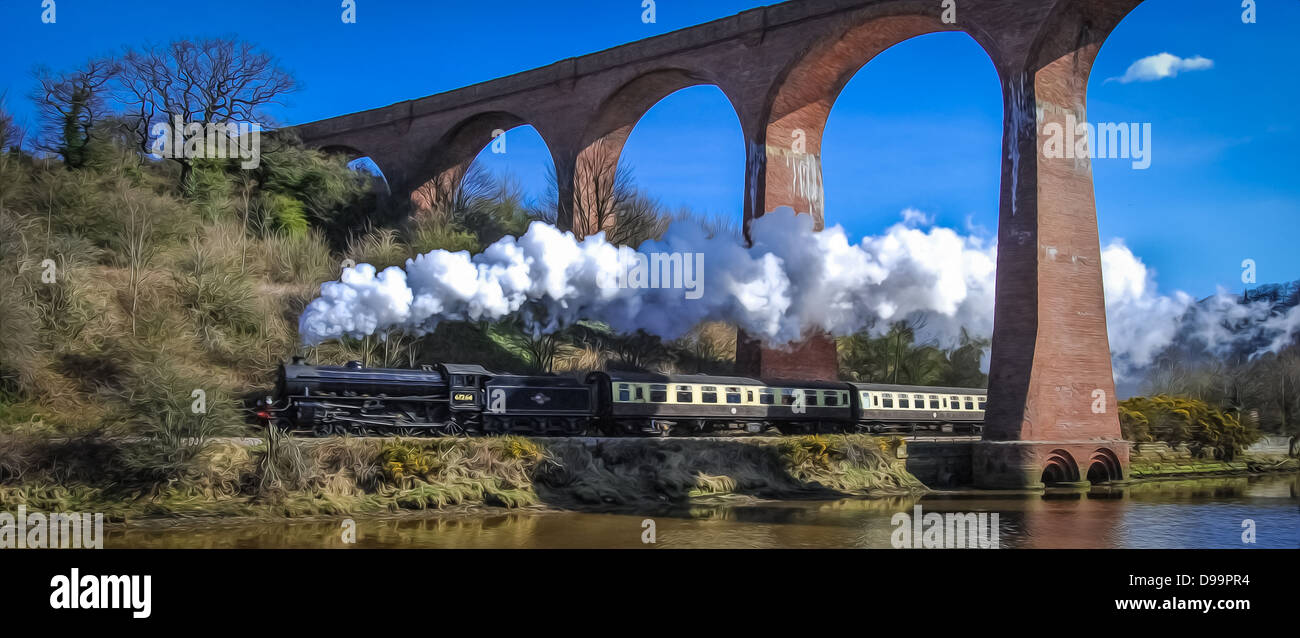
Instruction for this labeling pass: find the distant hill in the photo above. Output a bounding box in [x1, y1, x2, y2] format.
[1116, 279, 1300, 398]
[1239, 279, 1300, 310]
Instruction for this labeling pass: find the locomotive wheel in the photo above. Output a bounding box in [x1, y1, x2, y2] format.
[313, 423, 335, 437]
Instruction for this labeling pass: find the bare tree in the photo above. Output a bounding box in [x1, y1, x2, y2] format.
[534, 144, 668, 246]
[30, 58, 120, 168]
[110, 187, 167, 336]
[118, 38, 295, 183]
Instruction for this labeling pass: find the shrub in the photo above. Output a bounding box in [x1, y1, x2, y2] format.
[265, 193, 309, 238]
[1119, 395, 1260, 459]
[345, 226, 408, 271]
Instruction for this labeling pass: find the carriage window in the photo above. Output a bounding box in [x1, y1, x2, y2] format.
[872, 394, 879, 407]
[781, 389, 797, 406]
[964, 398, 975, 410]
[759, 390, 775, 405]
[914, 394, 925, 408]
[898, 395, 910, 409]
[881, 393, 894, 408]
[701, 386, 718, 403]
[929, 395, 940, 409]
[635, 386, 644, 401]
[676, 385, 693, 403]
[822, 391, 839, 406]
[724, 387, 742, 404]
[617, 385, 631, 402]
[747, 390, 754, 402]
[650, 384, 668, 403]
[978, 399, 987, 410]
[951, 396, 962, 409]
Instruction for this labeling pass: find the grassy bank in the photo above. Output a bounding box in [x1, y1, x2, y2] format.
[1127, 440, 1298, 479]
[0, 433, 922, 522]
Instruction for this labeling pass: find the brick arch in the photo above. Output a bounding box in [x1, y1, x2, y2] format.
[1086, 447, 1123, 483]
[736, 12, 1001, 381]
[406, 111, 536, 212]
[566, 68, 739, 236]
[316, 144, 369, 162]
[1041, 449, 1081, 485]
[753, 11, 1000, 234]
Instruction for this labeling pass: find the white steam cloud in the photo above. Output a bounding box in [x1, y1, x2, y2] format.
[299, 210, 1299, 380]
[299, 209, 995, 348]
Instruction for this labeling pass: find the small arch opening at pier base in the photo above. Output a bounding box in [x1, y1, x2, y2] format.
[1040, 450, 1080, 486]
[1087, 448, 1123, 484]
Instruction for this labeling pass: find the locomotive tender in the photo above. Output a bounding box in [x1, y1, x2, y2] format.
[261, 358, 986, 436]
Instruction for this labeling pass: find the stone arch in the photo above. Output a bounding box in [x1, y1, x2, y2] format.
[1086, 447, 1123, 483]
[567, 68, 740, 236]
[1040, 449, 1080, 485]
[753, 12, 1000, 234]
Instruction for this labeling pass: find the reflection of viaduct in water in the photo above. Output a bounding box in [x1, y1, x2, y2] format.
[289, 0, 1145, 488]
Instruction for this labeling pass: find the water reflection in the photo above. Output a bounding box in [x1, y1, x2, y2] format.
[109, 473, 1300, 549]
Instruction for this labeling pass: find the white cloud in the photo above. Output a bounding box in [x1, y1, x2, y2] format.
[1110, 52, 1214, 83]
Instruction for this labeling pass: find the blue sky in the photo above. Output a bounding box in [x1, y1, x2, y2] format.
[1, 0, 1297, 296]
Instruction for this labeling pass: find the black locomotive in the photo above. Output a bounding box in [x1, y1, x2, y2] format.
[259, 358, 987, 437]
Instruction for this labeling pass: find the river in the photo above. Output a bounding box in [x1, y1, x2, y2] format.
[107, 473, 1299, 549]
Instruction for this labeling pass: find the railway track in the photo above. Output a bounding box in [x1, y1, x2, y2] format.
[52, 432, 981, 447]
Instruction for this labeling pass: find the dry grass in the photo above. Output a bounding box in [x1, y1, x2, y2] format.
[0, 433, 922, 522]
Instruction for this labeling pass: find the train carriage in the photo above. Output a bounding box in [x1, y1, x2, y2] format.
[850, 383, 986, 433]
[586, 371, 855, 435]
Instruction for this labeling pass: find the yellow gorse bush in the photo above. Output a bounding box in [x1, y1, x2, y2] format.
[1119, 395, 1259, 459]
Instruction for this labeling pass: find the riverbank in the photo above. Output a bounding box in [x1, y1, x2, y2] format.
[1128, 441, 1299, 479]
[0, 433, 923, 522]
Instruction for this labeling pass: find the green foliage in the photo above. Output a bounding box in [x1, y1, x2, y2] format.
[838, 322, 988, 388]
[184, 159, 236, 221]
[1119, 395, 1260, 459]
[254, 141, 376, 244]
[264, 193, 309, 238]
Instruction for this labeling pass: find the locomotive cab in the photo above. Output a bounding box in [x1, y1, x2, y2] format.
[441, 363, 493, 413]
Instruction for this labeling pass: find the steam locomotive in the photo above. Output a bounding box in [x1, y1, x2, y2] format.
[258, 358, 987, 437]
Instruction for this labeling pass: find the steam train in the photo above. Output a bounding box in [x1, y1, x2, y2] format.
[258, 358, 987, 437]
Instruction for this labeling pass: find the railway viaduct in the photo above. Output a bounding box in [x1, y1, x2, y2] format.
[289, 0, 1144, 489]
